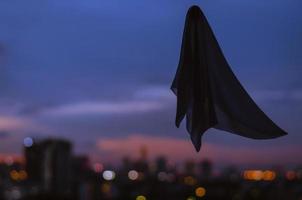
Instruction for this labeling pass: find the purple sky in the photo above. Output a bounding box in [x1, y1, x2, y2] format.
[0, 0, 301, 167]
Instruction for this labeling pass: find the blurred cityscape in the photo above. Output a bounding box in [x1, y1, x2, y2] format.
[0, 138, 301, 200]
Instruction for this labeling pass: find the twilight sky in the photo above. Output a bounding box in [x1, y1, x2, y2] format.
[0, 0, 301, 167]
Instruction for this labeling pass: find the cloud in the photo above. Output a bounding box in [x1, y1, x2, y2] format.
[41, 100, 165, 116]
[0, 116, 30, 131]
[0, 115, 50, 134]
[134, 85, 173, 100]
[251, 89, 302, 102]
[134, 85, 302, 104]
[38, 86, 174, 117]
[96, 134, 302, 166]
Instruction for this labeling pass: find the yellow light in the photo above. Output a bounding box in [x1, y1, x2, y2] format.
[187, 196, 196, 200]
[262, 170, 276, 181]
[19, 170, 28, 180]
[244, 170, 255, 180]
[247, 171, 254, 180]
[10, 170, 19, 181]
[184, 176, 197, 186]
[243, 170, 264, 181]
[244, 170, 277, 181]
[166, 173, 175, 182]
[136, 195, 146, 200]
[252, 170, 263, 181]
[195, 187, 206, 197]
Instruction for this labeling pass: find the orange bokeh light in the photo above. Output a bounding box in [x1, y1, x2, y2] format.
[243, 170, 276, 181]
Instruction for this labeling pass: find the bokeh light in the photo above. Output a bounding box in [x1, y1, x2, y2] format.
[286, 171, 296, 181]
[128, 170, 139, 180]
[195, 186, 206, 197]
[4, 156, 13, 166]
[93, 163, 104, 173]
[102, 170, 116, 181]
[184, 176, 197, 186]
[10, 170, 19, 181]
[243, 170, 276, 181]
[19, 170, 28, 180]
[9, 170, 27, 181]
[136, 195, 146, 200]
[252, 170, 263, 181]
[23, 137, 33, 147]
[157, 171, 167, 181]
[262, 170, 276, 181]
[187, 196, 196, 200]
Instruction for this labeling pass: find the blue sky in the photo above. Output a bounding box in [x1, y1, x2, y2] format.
[0, 0, 301, 166]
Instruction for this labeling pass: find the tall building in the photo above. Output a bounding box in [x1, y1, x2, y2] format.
[24, 139, 43, 183]
[24, 138, 72, 195]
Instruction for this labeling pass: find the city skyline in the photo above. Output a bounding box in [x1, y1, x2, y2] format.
[1, 137, 301, 200]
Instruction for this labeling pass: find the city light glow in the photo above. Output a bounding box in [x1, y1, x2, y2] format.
[286, 171, 296, 181]
[157, 171, 167, 181]
[136, 195, 146, 200]
[9, 170, 27, 181]
[4, 156, 14, 166]
[184, 176, 197, 186]
[187, 196, 196, 200]
[128, 170, 139, 180]
[93, 163, 104, 173]
[243, 170, 276, 181]
[19, 170, 28, 180]
[262, 170, 276, 181]
[10, 170, 18, 181]
[195, 187, 206, 197]
[102, 170, 116, 181]
[23, 137, 33, 147]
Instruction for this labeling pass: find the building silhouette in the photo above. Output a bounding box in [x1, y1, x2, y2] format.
[25, 138, 72, 195]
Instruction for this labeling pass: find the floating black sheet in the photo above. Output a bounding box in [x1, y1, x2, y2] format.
[171, 5, 287, 152]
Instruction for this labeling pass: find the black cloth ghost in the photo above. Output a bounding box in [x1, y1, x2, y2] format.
[171, 5, 287, 152]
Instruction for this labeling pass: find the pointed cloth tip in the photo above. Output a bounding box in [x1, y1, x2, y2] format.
[190, 133, 202, 152]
